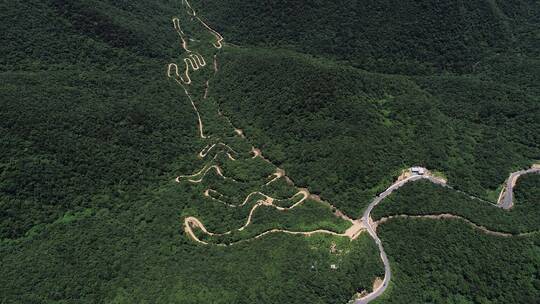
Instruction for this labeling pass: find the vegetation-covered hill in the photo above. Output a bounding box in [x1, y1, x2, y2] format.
[2, 0, 540, 303]
[373, 174, 540, 234]
[376, 218, 540, 303]
[198, 0, 540, 74]
[1, 1, 382, 303]
[372, 174, 540, 302]
[212, 48, 539, 216]
[1, 0, 204, 238]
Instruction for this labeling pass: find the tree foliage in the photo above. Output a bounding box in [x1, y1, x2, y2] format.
[2, 0, 540, 303]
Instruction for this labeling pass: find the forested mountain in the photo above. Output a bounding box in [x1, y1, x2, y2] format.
[201, 0, 540, 216]
[198, 0, 540, 74]
[1, 1, 382, 302]
[1, 0, 539, 303]
[372, 174, 540, 303]
[1, 0, 194, 239]
[212, 48, 539, 216]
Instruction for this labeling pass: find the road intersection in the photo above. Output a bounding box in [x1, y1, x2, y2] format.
[168, 2, 540, 302]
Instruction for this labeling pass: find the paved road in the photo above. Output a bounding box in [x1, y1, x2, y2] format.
[498, 168, 540, 209]
[356, 168, 539, 303]
[170, 4, 540, 301]
[355, 175, 423, 303]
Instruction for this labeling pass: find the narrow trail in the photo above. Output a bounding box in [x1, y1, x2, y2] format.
[184, 215, 347, 246]
[178, 138, 365, 245]
[374, 214, 529, 237]
[354, 168, 540, 304]
[265, 168, 285, 186]
[198, 142, 237, 160]
[184, 188, 362, 246]
[169, 0, 358, 248]
[176, 164, 237, 183]
[185, 190, 324, 240]
[167, 2, 540, 303]
[203, 187, 364, 241]
[181, 0, 224, 49]
[165, 63, 207, 138]
[204, 189, 306, 208]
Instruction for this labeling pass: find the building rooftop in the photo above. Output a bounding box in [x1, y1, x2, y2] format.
[411, 167, 425, 174]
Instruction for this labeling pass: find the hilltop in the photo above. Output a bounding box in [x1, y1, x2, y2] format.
[1, 1, 540, 303]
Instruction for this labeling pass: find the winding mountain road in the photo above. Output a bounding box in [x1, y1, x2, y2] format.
[355, 168, 539, 303]
[168, 2, 540, 303]
[497, 168, 540, 209]
[355, 175, 445, 303]
[170, 1, 338, 246]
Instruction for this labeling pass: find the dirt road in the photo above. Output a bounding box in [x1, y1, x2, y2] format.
[168, 3, 540, 303]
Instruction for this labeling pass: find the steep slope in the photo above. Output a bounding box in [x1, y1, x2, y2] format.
[372, 175, 540, 302]
[212, 48, 540, 216]
[198, 0, 540, 74]
[2, 0, 540, 303]
[1, 1, 383, 303]
[1, 0, 198, 238]
[377, 219, 540, 303]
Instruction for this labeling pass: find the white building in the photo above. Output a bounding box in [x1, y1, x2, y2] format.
[411, 167, 425, 175]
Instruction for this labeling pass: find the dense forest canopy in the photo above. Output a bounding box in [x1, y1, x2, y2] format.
[212, 48, 539, 216]
[1, 0, 540, 303]
[197, 0, 540, 74]
[372, 175, 540, 302]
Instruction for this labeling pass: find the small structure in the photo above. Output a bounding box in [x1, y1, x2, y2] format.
[330, 264, 338, 270]
[411, 167, 425, 175]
